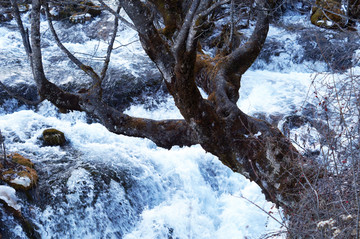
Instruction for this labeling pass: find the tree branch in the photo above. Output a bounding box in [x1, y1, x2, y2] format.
[27, 1, 198, 150]
[30, 0, 82, 111]
[173, 0, 201, 55]
[224, 2, 270, 76]
[198, 0, 230, 17]
[100, 5, 121, 81]
[10, 0, 32, 57]
[227, 0, 235, 50]
[148, 0, 184, 38]
[118, 0, 175, 82]
[45, 3, 101, 91]
[185, 0, 211, 52]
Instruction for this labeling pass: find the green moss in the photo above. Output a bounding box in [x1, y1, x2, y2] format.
[11, 153, 34, 168]
[42, 128, 66, 146]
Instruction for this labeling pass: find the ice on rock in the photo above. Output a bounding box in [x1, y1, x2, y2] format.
[10, 177, 31, 188]
[0, 185, 21, 211]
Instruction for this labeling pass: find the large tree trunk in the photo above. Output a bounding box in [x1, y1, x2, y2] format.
[10, 0, 320, 213]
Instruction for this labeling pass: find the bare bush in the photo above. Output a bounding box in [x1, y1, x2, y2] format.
[285, 58, 360, 238]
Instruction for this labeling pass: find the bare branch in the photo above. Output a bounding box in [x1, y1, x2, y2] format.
[30, 0, 82, 111]
[74, 94, 199, 148]
[224, 2, 270, 76]
[45, 3, 101, 89]
[198, 0, 230, 17]
[10, 0, 32, 57]
[100, 5, 121, 81]
[186, 0, 211, 52]
[98, 0, 137, 31]
[227, 0, 235, 50]
[118, 0, 174, 82]
[173, 0, 201, 55]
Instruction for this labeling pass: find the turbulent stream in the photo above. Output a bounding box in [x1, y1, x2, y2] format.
[0, 14, 284, 235]
[0, 100, 283, 238]
[1, 5, 359, 239]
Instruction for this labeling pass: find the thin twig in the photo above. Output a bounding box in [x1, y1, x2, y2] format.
[233, 194, 288, 230]
[227, 0, 235, 50]
[113, 39, 139, 50]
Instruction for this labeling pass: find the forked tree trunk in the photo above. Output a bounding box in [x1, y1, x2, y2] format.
[9, 0, 320, 213]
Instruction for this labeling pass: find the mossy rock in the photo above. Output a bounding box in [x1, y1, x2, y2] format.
[42, 128, 66, 146]
[10, 153, 34, 168]
[2, 168, 38, 190]
[310, 0, 348, 29]
[0, 154, 38, 190]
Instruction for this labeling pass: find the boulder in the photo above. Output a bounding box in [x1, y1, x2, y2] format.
[42, 128, 66, 146]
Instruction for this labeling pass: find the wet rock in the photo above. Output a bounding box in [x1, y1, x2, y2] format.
[282, 115, 310, 131]
[42, 128, 66, 146]
[0, 12, 13, 22]
[0, 81, 38, 107]
[310, 0, 348, 30]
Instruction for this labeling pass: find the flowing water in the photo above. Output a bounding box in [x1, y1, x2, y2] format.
[0, 100, 283, 238]
[2, 7, 350, 239]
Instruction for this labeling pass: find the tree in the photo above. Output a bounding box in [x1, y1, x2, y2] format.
[6, 0, 319, 213]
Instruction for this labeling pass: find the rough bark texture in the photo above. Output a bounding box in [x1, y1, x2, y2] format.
[12, 0, 319, 213]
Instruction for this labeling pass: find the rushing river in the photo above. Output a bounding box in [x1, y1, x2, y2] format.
[0, 100, 283, 238]
[2, 5, 352, 238]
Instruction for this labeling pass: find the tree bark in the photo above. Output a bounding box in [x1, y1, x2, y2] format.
[116, 0, 318, 211]
[16, 0, 319, 213]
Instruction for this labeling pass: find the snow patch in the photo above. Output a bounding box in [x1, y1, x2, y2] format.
[0, 185, 21, 210]
[10, 176, 31, 188]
